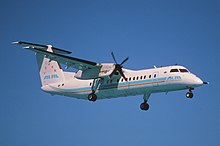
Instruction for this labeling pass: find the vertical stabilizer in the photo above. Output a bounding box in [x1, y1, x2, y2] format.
[36, 45, 65, 86]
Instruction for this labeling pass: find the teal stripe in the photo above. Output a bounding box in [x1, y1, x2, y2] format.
[53, 76, 180, 93]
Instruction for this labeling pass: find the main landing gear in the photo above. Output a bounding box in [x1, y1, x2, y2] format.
[140, 100, 149, 111]
[186, 88, 194, 98]
[140, 93, 150, 111]
[88, 93, 97, 102]
[88, 78, 101, 102]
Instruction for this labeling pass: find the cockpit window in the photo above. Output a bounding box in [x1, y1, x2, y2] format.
[170, 69, 179, 73]
[179, 69, 189, 73]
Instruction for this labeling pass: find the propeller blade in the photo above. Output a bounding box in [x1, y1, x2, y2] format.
[120, 57, 129, 65]
[109, 52, 128, 81]
[109, 68, 117, 78]
[111, 52, 118, 64]
[118, 68, 127, 81]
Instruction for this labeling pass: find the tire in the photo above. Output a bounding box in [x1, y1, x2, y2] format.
[88, 93, 97, 102]
[186, 92, 193, 98]
[140, 102, 149, 111]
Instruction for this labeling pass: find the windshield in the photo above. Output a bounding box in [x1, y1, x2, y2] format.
[179, 69, 189, 73]
[170, 68, 189, 73]
[170, 69, 179, 73]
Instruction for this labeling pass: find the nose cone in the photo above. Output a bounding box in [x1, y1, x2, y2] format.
[186, 74, 208, 88]
[194, 77, 203, 86]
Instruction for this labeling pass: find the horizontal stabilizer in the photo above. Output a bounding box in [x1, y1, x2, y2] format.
[14, 41, 104, 79]
[24, 46, 98, 71]
[13, 41, 72, 54]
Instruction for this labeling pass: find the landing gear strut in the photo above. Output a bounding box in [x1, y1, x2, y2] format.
[88, 78, 101, 102]
[140, 93, 150, 111]
[186, 88, 194, 98]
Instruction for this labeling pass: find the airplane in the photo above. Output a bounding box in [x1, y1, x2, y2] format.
[14, 41, 208, 111]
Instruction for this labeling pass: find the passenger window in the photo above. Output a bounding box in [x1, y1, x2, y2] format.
[133, 77, 135, 80]
[179, 69, 189, 73]
[144, 75, 146, 79]
[154, 74, 156, 78]
[149, 75, 151, 78]
[129, 77, 131, 81]
[136, 76, 139, 80]
[170, 69, 179, 73]
[140, 76, 143, 80]
[121, 79, 123, 82]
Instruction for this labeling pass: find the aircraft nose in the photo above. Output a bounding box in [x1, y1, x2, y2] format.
[193, 77, 208, 87]
[189, 74, 209, 87]
[193, 77, 204, 86]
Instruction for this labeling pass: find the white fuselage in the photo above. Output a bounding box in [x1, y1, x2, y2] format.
[41, 65, 204, 100]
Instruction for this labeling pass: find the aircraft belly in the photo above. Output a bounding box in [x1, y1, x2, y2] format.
[46, 77, 189, 100]
[155, 83, 188, 92]
[96, 85, 130, 99]
[56, 85, 129, 100]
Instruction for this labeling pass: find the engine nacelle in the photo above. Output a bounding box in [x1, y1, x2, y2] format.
[75, 63, 115, 79]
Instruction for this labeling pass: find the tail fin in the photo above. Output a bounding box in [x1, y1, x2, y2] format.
[36, 45, 65, 86]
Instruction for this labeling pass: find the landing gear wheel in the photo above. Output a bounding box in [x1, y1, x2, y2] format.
[88, 93, 97, 102]
[140, 102, 149, 111]
[186, 92, 193, 98]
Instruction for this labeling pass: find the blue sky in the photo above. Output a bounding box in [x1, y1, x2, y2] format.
[1, 0, 220, 145]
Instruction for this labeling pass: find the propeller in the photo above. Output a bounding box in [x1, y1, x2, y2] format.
[109, 52, 129, 81]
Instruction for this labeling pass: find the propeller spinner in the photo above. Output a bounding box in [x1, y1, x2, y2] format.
[109, 52, 129, 81]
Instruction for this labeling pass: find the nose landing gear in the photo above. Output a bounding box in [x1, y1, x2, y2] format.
[186, 92, 193, 98]
[186, 88, 194, 98]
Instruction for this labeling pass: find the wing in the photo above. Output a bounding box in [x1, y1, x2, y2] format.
[14, 41, 100, 72]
